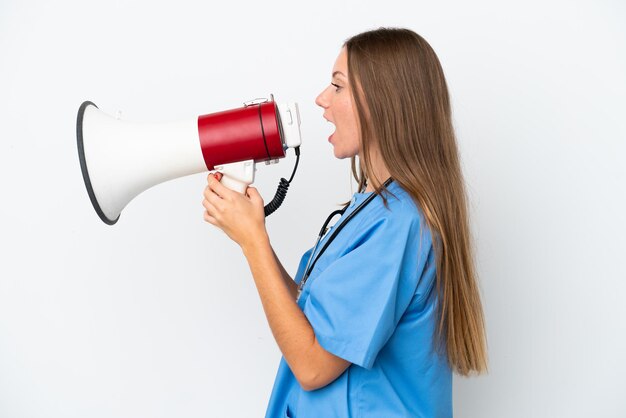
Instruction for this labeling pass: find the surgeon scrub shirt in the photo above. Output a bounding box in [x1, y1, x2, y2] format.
[265, 181, 452, 418]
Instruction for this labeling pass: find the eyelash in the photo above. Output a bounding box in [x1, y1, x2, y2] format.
[330, 82, 342, 91]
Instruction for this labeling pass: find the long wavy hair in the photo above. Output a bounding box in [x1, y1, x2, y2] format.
[345, 27, 488, 375]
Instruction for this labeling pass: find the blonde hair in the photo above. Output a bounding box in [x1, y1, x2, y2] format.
[345, 27, 488, 375]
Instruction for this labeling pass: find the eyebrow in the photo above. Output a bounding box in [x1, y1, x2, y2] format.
[332, 71, 347, 79]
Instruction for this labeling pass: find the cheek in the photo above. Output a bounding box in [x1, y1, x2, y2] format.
[345, 101, 359, 134]
[337, 99, 358, 131]
[344, 111, 360, 145]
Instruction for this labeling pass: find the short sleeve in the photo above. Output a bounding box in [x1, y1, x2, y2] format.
[293, 247, 314, 286]
[302, 208, 433, 369]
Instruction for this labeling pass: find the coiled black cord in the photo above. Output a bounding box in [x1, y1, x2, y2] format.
[264, 146, 300, 217]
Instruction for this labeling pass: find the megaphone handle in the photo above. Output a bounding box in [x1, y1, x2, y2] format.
[214, 159, 256, 194]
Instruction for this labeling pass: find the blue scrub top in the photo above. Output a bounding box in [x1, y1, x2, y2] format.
[265, 181, 452, 418]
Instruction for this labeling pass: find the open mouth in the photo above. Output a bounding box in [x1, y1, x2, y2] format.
[324, 117, 336, 142]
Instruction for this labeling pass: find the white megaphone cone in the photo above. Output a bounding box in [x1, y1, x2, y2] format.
[76, 97, 302, 225]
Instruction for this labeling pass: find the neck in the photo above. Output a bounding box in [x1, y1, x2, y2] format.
[363, 149, 391, 193]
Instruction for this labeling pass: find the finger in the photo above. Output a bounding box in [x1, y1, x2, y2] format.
[208, 174, 236, 200]
[203, 185, 226, 211]
[203, 210, 218, 225]
[202, 197, 219, 217]
[206, 171, 223, 183]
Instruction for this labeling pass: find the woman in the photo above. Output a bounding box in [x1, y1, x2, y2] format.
[202, 27, 487, 418]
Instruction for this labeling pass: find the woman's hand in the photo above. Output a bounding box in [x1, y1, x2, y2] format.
[202, 172, 267, 250]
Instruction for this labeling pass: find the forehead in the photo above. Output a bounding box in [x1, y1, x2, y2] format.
[332, 47, 348, 78]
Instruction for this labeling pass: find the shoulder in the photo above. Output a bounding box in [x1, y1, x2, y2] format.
[372, 182, 428, 231]
[353, 182, 433, 249]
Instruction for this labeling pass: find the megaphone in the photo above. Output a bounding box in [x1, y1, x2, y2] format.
[76, 96, 302, 225]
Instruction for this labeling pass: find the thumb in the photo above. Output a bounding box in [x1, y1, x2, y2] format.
[246, 186, 262, 201]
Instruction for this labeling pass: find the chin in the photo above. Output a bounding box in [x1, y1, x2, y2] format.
[333, 148, 352, 159]
[330, 139, 359, 159]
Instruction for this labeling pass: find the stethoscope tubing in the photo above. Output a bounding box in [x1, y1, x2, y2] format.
[297, 178, 394, 300]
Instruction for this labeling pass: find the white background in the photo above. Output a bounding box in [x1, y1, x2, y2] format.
[1, 0, 625, 417]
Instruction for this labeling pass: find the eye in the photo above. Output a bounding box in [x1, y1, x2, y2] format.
[330, 82, 342, 92]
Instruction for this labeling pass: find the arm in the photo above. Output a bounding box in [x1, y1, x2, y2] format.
[243, 234, 350, 391]
[271, 246, 298, 301]
[202, 174, 350, 391]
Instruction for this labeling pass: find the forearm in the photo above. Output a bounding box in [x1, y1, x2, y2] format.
[242, 235, 318, 385]
[203, 175, 347, 390]
[271, 246, 298, 300]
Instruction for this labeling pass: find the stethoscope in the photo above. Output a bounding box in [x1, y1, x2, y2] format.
[296, 178, 394, 301]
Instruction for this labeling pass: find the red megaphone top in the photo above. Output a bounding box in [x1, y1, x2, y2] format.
[197, 101, 286, 170]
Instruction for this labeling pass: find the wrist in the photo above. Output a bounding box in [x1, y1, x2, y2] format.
[241, 230, 271, 255]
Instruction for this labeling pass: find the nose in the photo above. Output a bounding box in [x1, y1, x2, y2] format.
[315, 86, 330, 109]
